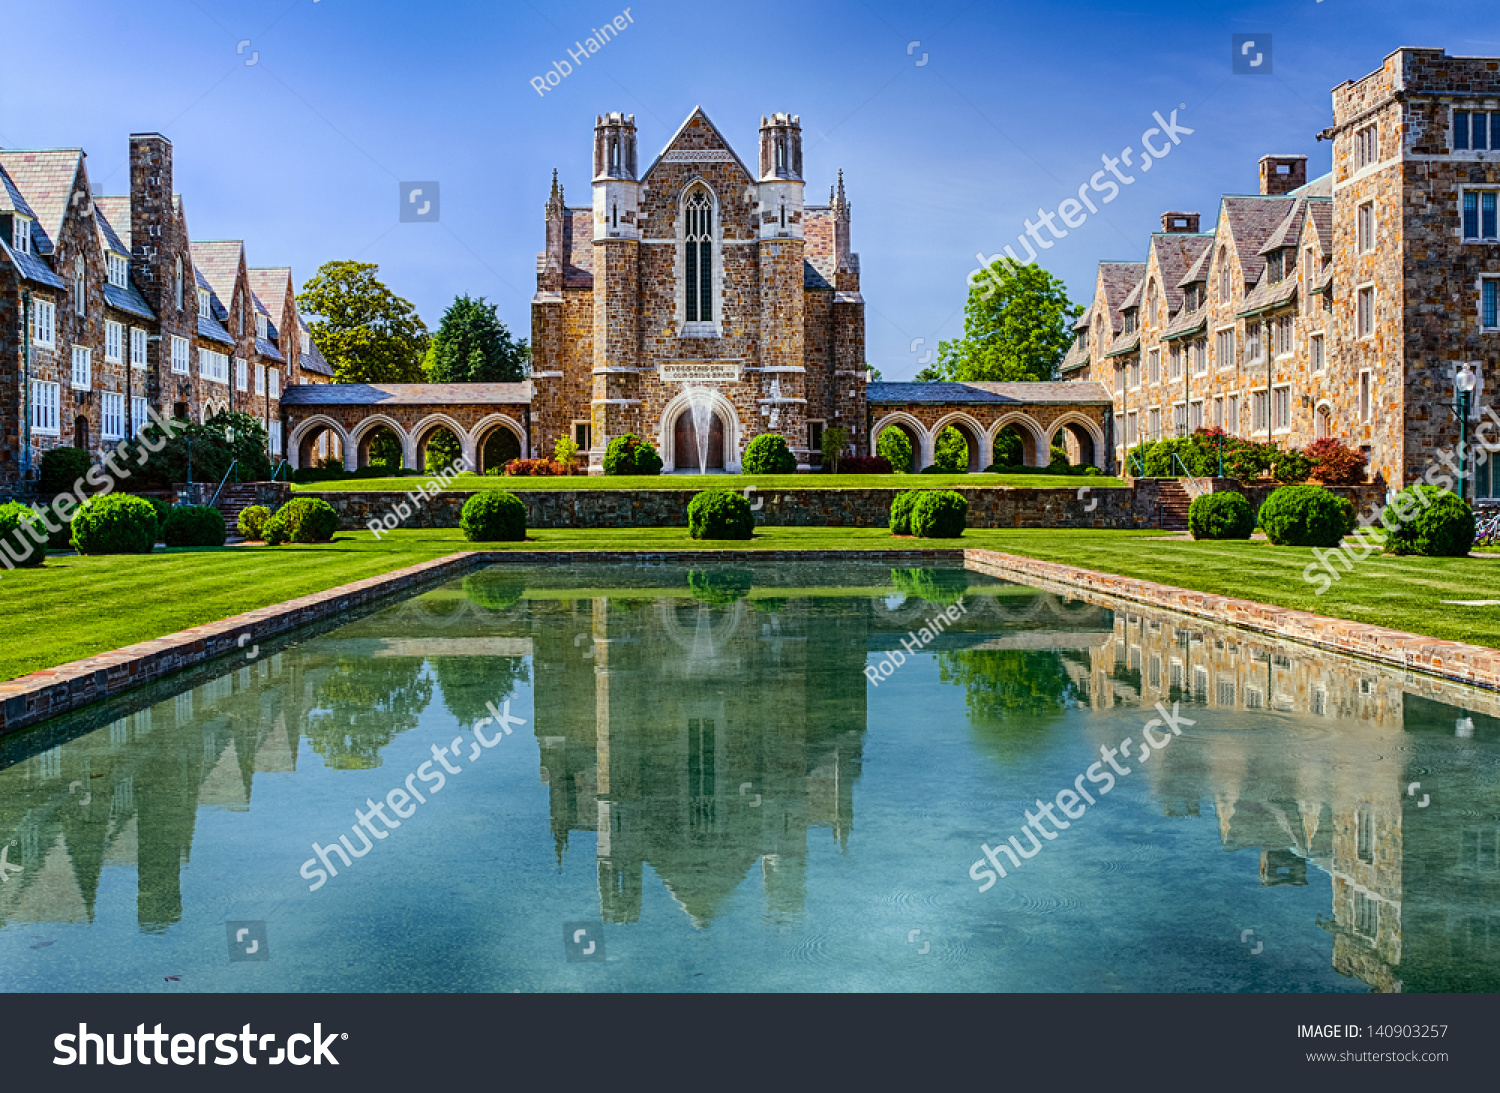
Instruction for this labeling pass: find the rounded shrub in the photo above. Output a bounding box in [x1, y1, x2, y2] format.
[1188, 491, 1256, 541]
[602, 433, 663, 476]
[148, 498, 172, 542]
[742, 433, 798, 475]
[1257, 484, 1355, 548]
[264, 497, 340, 546]
[163, 505, 227, 548]
[39, 447, 93, 494]
[459, 490, 527, 542]
[688, 568, 754, 605]
[237, 504, 272, 541]
[911, 490, 968, 538]
[919, 464, 951, 475]
[1383, 484, 1474, 557]
[889, 489, 922, 535]
[70, 494, 158, 555]
[0, 502, 46, 567]
[48, 513, 75, 551]
[876, 428, 914, 473]
[687, 489, 754, 540]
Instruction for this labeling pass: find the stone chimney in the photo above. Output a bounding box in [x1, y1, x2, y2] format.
[1160, 211, 1201, 233]
[128, 133, 173, 309]
[1259, 154, 1307, 196]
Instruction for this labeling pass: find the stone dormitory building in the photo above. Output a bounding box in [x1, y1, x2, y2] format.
[1063, 46, 1500, 497]
[0, 132, 332, 491]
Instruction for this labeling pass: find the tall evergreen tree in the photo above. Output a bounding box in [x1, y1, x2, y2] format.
[423, 295, 530, 383]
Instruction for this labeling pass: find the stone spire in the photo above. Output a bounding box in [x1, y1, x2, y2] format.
[832, 169, 855, 289]
[542, 168, 566, 292]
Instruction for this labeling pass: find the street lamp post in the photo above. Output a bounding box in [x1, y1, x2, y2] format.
[1455, 363, 1477, 504]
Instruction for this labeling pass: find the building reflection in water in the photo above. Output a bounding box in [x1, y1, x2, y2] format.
[0, 563, 1496, 992]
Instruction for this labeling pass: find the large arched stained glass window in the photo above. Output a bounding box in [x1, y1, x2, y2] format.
[684, 189, 713, 323]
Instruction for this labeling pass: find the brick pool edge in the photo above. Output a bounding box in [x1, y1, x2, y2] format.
[964, 548, 1500, 692]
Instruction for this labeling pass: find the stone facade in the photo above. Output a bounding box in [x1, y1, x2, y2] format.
[530, 109, 866, 473]
[1062, 47, 1500, 497]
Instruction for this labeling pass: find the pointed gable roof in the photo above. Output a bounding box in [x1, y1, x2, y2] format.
[1096, 261, 1145, 335]
[643, 106, 754, 180]
[0, 148, 84, 254]
[1147, 233, 1213, 313]
[190, 239, 244, 309]
[1220, 194, 1296, 287]
[1177, 241, 1215, 288]
[247, 267, 292, 327]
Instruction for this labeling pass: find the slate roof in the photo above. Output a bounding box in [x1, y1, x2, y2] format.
[1160, 310, 1207, 341]
[1104, 330, 1141, 358]
[1306, 200, 1334, 254]
[93, 199, 130, 255]
[247, 268, 291, 328]
[255, 336, 285, 362]
[1177, 243, 1214, 288]
[1221, 194, 1296, 289]
[0, 237, 66, 289]
[193, 266, 230, 323]
[1059, 338, 1091, 374]
[281, 382, 531, 406]
[0, 148, 83, 254]
[1309, 263, 1335, 296]
[1072, 303, 1092, 332]
[867, 381, 1113, 405]
[103, 282, 155, 320]
[94, 196, 132, 250]
[297, 316, 335, 377]
[190, 240, 243, 312]
[197, 314, 235, 347]
[1094, 263, 1144, 338]
[1147, 232, 1213, 313]
[1237, 276, 1299, 318]
[1290, 171, 1333, 199]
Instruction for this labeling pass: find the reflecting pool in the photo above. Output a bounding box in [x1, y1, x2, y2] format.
[1, 560, 1497, 992]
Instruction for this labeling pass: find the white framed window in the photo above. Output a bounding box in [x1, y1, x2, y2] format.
[71, 346, 92, 389]
[1245, 322, 1263, 363]
[1251, 389, 1269, 433]
[255, 363, 266, 395]
[73, 256, 86, 317]
[1192, 338, 1208, 376]
[1213, 396, 1224, 429]
[236, 358, 248, 391]
[1272, 385, 1291, 432]
[1148, 407, 1160, 440]
[1148, 348, 1160, 385]
[130, 326, 148, 369]
[1454, 109, 1497, 151]
[1483, 278, 1500, 331]
[1125, 411, 1137, 445]
[1359, 371, 1372, 422]
[1189, 399, 1203, 431]
[1462, 188, 1499, 242]
[269, 420, 283, 455]
[269, 368, 280, 398]
[1215, 327, 1235, 371]
[1274, 314, 1294, 357]
[1357, 202, 1375, 253]
[104, 320, 124, 363]
[170, 335, 190, 374]
[1354, 123, 1378, 170]
[30, 298, 55, 347]
[256, 314, 268, 340]
[198, 288, 211, 316]
[1310, 333, 1326, 372]
[1356, 285, 1375, 338]
[31, 380, 60, 435]
[300, 330, 311, 355]
[1227, 394, 1240, 433]
[107, 252, 129, 288]
[131, 396, 149, 435]
[11, 215, 31, 254]
[101, 391, 124, 440]
[1168, 343, 1182, 380]
[198, 348, 229, 384]
[1172, 402, 1186, 436]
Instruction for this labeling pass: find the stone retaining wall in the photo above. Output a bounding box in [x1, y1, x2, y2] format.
[304, 484, 1143, 531]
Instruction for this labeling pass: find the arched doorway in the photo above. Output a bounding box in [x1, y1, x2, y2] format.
[357, 425, 405, 471]
[1050, 422, 1097, 468]
[1314, 404, 1331, 440]
[875, 422, 922, 472]
[73, 415, 90, 450]
[297, 422, 345, 470]
[673, 409, 724, 472]
[416, 424, 463, 474]
[479, 426, 522, 474]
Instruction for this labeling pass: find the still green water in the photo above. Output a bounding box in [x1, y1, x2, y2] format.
[1, 560, 1496, 992]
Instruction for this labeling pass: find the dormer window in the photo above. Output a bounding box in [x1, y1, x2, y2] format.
[1267, 250, 1285, 284]
[300, 331, 311, 355]
[198, 288, 211, 315]
[107, 252, 128, 288]
[11, 215, 31, 254]
[257, 314, 269, 340]
[1123, 308, 1137, 335]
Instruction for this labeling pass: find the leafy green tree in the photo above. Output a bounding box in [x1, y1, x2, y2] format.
[876, 427, 912, 472]
[933, 426, 969, 471]
[126, 411, 270, 486]
[425, 429, 463, 473]
[306, 658, 433, 770]
[993, 426, 1024, 466]
[297, 261, 428, 383]
[422, 294, 530, 383]
[820, 425, 849, 472]
[916, 259, 1080, 382]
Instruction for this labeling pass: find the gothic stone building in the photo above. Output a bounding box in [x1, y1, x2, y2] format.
[530, 108, 868, 473]
[1063, 47, 1500, 497]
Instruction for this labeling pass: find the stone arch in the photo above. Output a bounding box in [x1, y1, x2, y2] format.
[287, 414, 352, 471]
[1046, 412, 1107, 469]
[988, 412, 1048, 468]
[930, 411, 988, 471]
[658, 387, 743, 472]
[870, 412, 927, 472]
[350, 414, 412, 471]
[472, 413, 528, 474]
[410, 413, 471, 475]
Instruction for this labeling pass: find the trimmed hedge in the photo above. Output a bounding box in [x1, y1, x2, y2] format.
[163, 505, 227, 548]
[0, 502, 46, 566]
[1188, 491, 1256, 541]
[264, 497, 340, 545]
[981, 463, 1103, 477]
[687, 489, 754, 540]
[237, 504, 272, 541]
[911, 490, 968, 538]
[1257, 484, 1355, 548]
[889, 489, 922, 535]
[602, 433, 663, 476]
[1383, 484, 1474, 557]
[836, 455, 894, 474]
[460, 491, 527, 542]
[39, 447, 93, 494]
[70, 494, 158, 555]
[742, 433, 798, 475]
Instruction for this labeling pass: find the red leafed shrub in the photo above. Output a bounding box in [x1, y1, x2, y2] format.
[833, 455, 894, 474]
[502, 458, 582, 477]
[1304, 438, 1367, 486]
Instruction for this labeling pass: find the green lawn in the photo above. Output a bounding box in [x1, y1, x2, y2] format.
[291, 472, 1124, 492]
[6, 526, 1498, 683]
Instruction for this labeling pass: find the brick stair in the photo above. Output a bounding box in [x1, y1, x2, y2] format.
[1156, 479, 1192, 531]
[213, 484, 262, 536]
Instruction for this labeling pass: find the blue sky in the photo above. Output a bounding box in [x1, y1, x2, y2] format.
[1, 0, 1485, 377]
